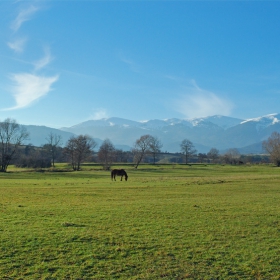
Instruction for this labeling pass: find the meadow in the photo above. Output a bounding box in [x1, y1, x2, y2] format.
[1, 164, 280, 279]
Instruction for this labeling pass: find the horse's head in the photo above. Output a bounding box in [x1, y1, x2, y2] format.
[125, 175, 128, 181]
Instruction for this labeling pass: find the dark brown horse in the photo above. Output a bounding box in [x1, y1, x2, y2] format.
[111, 169, 128, 181]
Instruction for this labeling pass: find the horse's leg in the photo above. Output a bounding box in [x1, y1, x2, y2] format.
[114, 175, 116, 181]
[120, 175, 123, 181]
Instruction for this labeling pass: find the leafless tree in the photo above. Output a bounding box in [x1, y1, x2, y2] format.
[207, 148, 220, 163]
[98, 139, 115, 170]
[149, 136, 163, 164]
[0, 118, 29, 172]
[263, 132, 280, 166]
[132, 134, 154, 168]
[114, 149, 128, 162]
[44, 132, 62, 167]
[64, 135, 96, 171]
[180, 139, 197, 164]
[198, 153, 207, 163]
[16, 148, 52, 169]
[222, 148, 240, 164]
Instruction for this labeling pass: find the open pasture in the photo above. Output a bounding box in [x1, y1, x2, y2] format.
[1, 164, 280, 279]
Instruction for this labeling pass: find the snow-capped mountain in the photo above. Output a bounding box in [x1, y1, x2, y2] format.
[57, 114, 280, 153]
[63, 115, 242, 131]
[69, 117, 141, 129]
[241, 113, 280, 131]
[23, 114, 280, 154]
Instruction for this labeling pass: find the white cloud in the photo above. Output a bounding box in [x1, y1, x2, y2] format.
[174, 81, 233, 118]
[11, 5, 39, 32]
[90, 108, 109, 120]
[7, 37, 27, 53]
[3, 73, 59, 111]
[2, 2, 60, 112]
[33, 47, 53, 70]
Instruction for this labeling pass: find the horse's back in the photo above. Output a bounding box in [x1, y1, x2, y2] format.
[112, 169, 125, 174]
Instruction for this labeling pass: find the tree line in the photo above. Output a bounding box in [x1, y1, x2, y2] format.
[0, 118, 278, 172]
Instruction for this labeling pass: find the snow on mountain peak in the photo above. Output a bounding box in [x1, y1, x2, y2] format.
[187, 115, 242, 129]
[240, 113, 280, 132]
[241, 113, 280, 125]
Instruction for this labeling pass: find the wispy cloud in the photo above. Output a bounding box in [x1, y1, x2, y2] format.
[7, 37, 27, 53]
[3, 73, 59, 111]
[174, 80, 233, 118]
[3, 2, 60, 111]
[33, 47, 53, 71]
[90, 108, 109, 120]
[4, 47, 58, 110]
[11, 5, 39, 32]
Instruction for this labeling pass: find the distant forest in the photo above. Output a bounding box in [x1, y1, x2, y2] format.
[14, 141, 269, 170]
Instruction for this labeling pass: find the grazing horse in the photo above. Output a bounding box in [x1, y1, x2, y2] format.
[111, 169, 128, 181]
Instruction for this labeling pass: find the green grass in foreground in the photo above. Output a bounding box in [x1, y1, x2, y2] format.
[1, 164, 280, 279]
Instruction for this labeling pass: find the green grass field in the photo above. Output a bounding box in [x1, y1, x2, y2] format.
[1, 164, 280, 279]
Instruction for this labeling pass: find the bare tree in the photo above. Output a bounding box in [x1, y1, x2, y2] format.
[64, 136, 76, 170]
[98, 139, 115, 170]
[133, 134, 154, 168]
[43, 132, 62, 167]
[16, 148, 52, 169]
[0, 118, 29, 172]
[64, 135, 96, 170]
[207, 148, 220, 163]
[24, 144, 36, 156]
[114, 149, 128, 162]
[222, 148, 240, 164]
[198, 153, 207, 163]
[263, 132, 280, 166]
[149, 136, 163, 164]
[180, 139, 196, 164]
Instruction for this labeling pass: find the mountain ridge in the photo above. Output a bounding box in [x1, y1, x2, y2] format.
[23, 113, 280, 154]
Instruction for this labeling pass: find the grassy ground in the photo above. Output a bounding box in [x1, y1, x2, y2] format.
[1, 164, 280, 279]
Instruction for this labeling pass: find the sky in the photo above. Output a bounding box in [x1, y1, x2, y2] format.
[1, 0, 280, 128]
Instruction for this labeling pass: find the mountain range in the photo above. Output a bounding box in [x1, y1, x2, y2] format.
[22, 113, 280, 154]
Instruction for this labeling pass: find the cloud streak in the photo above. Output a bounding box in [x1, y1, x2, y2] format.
[7, 37, 27, 53]
[3, 73, 59, 111]
[174, 81, 233, 118]
[33, 47, 53, 71]
[11, 5, 39, 32]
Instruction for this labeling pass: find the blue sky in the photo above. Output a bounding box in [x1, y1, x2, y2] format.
[1, 1, 280, 128]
